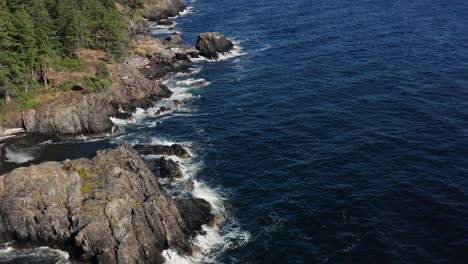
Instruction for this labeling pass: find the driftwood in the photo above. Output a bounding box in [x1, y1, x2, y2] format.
[0, 128, 25, 143]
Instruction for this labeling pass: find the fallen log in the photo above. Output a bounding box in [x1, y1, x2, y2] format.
[0, 128, 25, 143]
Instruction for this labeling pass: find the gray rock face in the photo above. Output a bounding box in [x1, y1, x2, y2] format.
[196, 32, 234, 59]
[134, 144, 192, 159]
[0, 144, 214, 263]
[21, 56, 172, 136]
[143, 0, 186, 21]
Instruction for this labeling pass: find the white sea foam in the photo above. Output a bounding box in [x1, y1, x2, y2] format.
[110, 74, 208, 130]
[4, 148, 34, 164]
[176, 67, 202, 77]
[175, 78, 211, 87]
[139, 143, 250, 263]
[163, 222, 251, 264]
[155, 146, 250, 264]
[39, 139, 54, 145]
[0, 244, 69, 264]
[178, 6, 194, 17]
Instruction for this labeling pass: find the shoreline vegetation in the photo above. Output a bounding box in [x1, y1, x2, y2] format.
[0, 0, 236, 262]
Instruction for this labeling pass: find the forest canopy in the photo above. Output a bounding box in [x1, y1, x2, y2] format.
[0, 0, 136, 105]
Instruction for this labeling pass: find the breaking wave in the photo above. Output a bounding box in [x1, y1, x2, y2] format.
[4, 148, 34, 164]
[0, 244, 69, 264]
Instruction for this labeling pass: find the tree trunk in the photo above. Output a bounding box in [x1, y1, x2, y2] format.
[5, 90, 11, 104]
[41, 57, 49, 89]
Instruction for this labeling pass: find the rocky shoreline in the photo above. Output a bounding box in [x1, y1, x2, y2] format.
[0, 0, 236, 263]
[0, 144, 215, 263]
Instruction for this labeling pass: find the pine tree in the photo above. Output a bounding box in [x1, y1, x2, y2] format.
[14, 7, 39, 88]
[56, 0, 86, 56]
[30, 0, 56, 88]
[0, 0, 17, 103]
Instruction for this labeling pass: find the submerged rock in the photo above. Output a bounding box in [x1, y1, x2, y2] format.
[155, 106, 171, 116]
[0, 144, 214, 263]
[196, 32, 234, 59]
[157, 19, 173, 26]
[173, 100, 185, 107]
[134, 144, 192, 159]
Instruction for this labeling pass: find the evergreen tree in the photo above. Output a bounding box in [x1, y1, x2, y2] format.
[0, 0, 132, 103]
[14, 7, 39, 88]
[0, 0, 17, 103]
[30, 0, 56, 88]
[56, 0, 86, 56]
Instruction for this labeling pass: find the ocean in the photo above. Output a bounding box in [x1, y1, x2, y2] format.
[1, 0, 468, 263]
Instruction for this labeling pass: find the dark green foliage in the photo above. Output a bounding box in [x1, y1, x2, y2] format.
[81, 76, 112, 93]
[0, 0, 132, 104]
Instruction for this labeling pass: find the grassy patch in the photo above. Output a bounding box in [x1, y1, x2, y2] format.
[81, 183, 96, 193]
[50, 57, 84, 71]
[77, 167, 94, 180]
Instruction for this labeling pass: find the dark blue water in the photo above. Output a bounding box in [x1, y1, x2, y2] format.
[3, 0, 468, 263]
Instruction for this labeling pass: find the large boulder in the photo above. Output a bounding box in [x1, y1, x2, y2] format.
[196, 32, 234, 59]
[143, 0, 186, 21]
[0, 144, 214, 263]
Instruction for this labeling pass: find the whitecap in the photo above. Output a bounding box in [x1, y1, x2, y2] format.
[176, 67, 202, 77]
[0, 245, 70, 264]
[175, 78, 211, 87]
[4, 148, 34, 164]
[178, 6, 194, 17]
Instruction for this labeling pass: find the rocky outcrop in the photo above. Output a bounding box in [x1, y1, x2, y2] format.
[156, 157, 184, 179]
[14, 32, 202, 137]
[0, 144, 214, 263]
[165, 33, 183, 45]
[129, 16, 150, 34]
[143, 0, 186, 22]
[20, 56, 172, 136]
[196, 32, 234, 59]
[134, 143, 192, 159]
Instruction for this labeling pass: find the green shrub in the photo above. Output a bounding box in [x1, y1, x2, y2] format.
[81, 76, 112, 93]
[16, 89, 38, 110]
